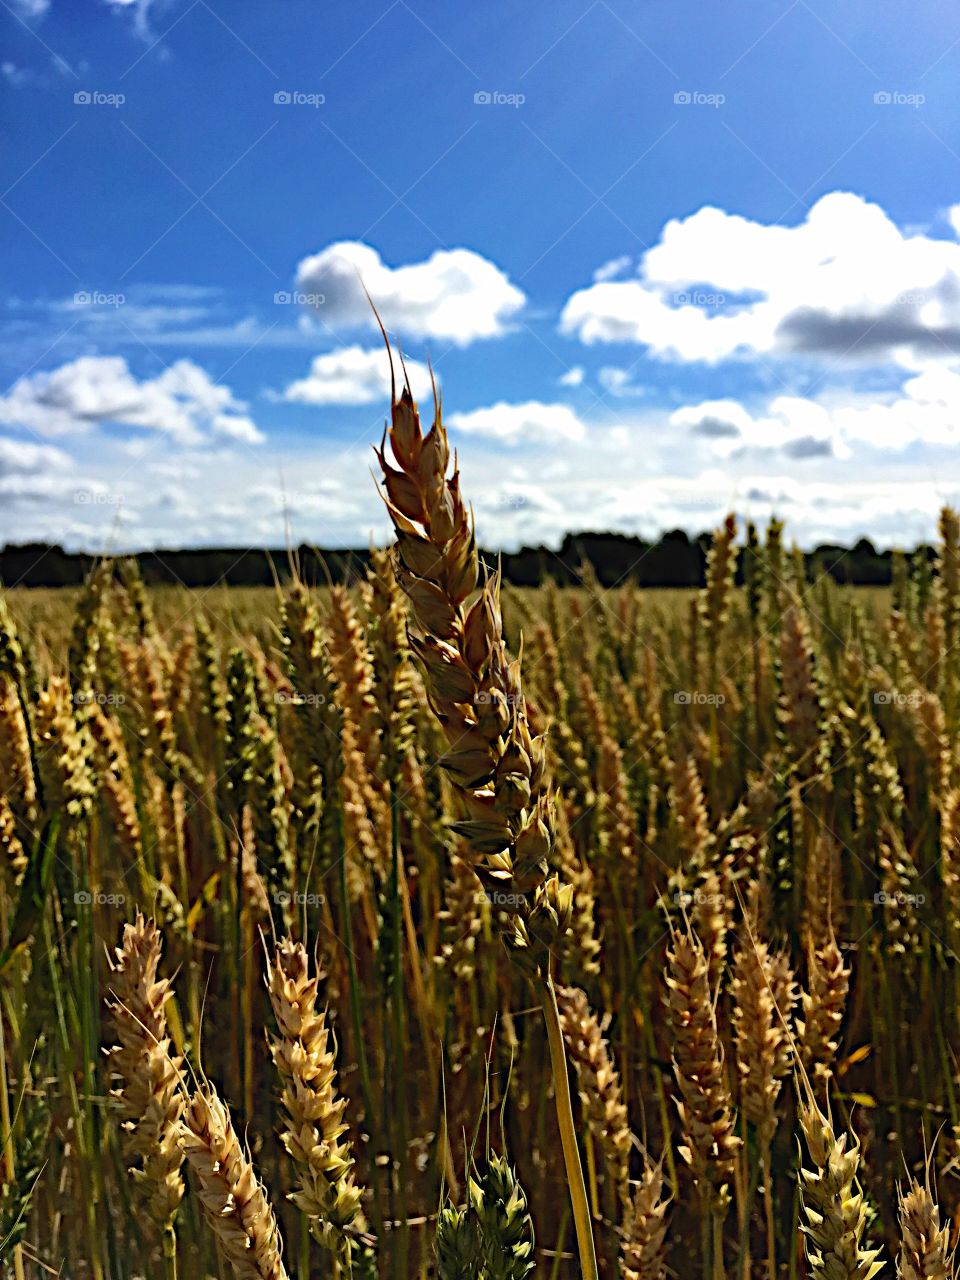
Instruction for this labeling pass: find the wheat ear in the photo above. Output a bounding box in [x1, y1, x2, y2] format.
[897, 1173, 954, 1280]
[265, 937, 370, 1269]
[621, 1153, 671, 1280]
[556, 983, 632, 1209]
[798, 1097, 883, 1280]
[105, 914, 184, 1243]
[374, 354, 597, 1279]
[179, 1084, 289, 1280]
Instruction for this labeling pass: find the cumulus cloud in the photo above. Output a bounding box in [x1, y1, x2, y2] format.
[561, 192, 960, 367]
[448, 401, 586, 444]
[281, 345, 434, 406]
[671, 399, 754, 438]
[0, 357, 265, 445]
[558, 366, 585, 387]
[669, 364, 960, 460]
[671, 396, 842, 458]
[294, 241, 525, 345]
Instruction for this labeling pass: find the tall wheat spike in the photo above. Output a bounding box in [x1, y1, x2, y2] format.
[374, 362, 596, 1278]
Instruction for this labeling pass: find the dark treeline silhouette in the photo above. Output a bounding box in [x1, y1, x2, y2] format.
[0, 530, 917, 589]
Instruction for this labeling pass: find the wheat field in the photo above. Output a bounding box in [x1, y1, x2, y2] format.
[0, 382, 956, 1280]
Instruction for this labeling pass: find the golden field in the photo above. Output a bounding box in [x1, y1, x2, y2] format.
[0, 386, 954, 1280]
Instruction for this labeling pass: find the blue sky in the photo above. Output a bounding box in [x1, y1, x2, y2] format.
[3, 0, 960, 551]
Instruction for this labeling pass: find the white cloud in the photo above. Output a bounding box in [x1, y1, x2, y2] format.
[671, 397, 843, 459]
[294, 241, 525, 344]
[558, 366, 584, 387]
[561, 191, 960, 367]
[102, 0, 155, 39]
[448, 401, 586, 444]
[669, 365, 960, 460]
[282, 345, 434, 406]
[0, 437, 69, 474]
[8, 0, 49, 18]
[0, 397, 952, 555]
[598, 366, 646, 397]
[0, 356, 265, 445]
[593, 255, 633, 283]
[1, 63, 35, 86]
